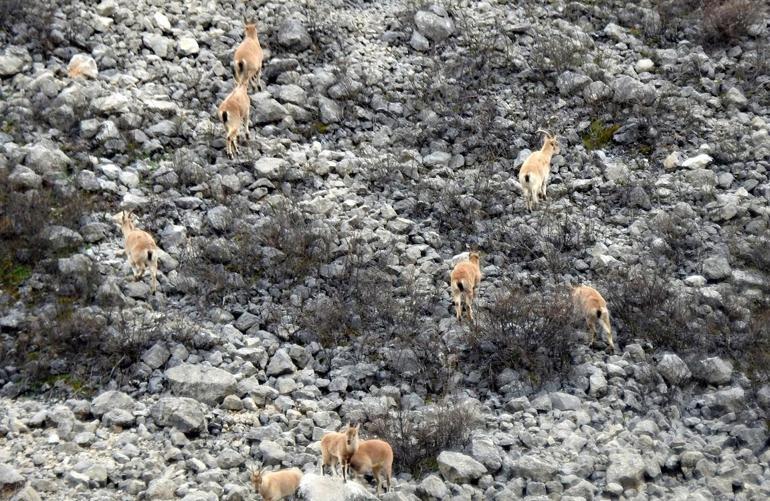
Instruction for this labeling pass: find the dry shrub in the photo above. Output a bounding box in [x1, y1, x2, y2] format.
[255, 197, 334, 281]
[601, 264, 694, 351]
[701, 0, 761, 44]
[466, 286, 575, 387]
[368, 400, 481, 476]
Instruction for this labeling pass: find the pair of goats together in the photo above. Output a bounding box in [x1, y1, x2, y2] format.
[248, 424, 393, 500]
[218, 23, 265, 158]
[450, 251, 615, 351]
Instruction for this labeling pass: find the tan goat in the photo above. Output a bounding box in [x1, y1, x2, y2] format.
[349, 439, 394, 495]
[217, 82, 250, 158]
[518, 129, 559, 211]
[450, 251, 482, 321]
[319, 423, 359, 481]
[112, 211, 159, 293]
[249, 466, 302, 501]
[571, 284, 614, 351]
[234, 23, 264, 90]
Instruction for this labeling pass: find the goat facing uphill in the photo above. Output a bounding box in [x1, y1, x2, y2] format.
[249, 466, 302, 501]
[234, 23, 264, 90]
[519, 129, 559, 211]
[571, 284, 614, 351]
[450, 251, 482, 321]
[320, 423, 359, 481]
[217, 82, 250, 159]
[349, 439, 394, 495]
[112, 211, 159, 293]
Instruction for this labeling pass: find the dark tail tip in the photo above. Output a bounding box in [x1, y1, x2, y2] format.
[147, 250, 153, 262]
[524, 174, 530, 183]
[238, 60, 244, 74]
[221, 110, 228, 124]
[457, 281, 464, 292]
[596, 309, 602, 318]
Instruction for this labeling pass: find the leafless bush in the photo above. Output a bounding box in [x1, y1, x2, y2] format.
[255, 197, 335, 282]
[601, 264, 695, 351]
[701, 0, 762, 44]
[530, 30, 589, 75]
[466, 286, 575, 387]
[368, 400, 481, 476]
[504, 211, 595, 279]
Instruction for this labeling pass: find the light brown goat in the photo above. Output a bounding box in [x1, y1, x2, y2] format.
[519, 129, 559, 211]
[217, 82, 250, 158]
[234, 23, 264, 90]
[571, 285, 614, 351]
[320, 423, 359, 481]
[349, 439, 394, 495]
[112, 211, 159, 292]
[450, 251, 482, 321]
[250, 467, 302, 501]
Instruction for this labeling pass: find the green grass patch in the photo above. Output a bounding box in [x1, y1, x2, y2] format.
[582, 119, 620, 150]
[0, 258, 31, 295]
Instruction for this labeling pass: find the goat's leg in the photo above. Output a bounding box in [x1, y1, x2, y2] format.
[465, 290, 475, 321]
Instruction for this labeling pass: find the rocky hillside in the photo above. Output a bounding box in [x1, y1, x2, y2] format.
[1, 0, 769, 499]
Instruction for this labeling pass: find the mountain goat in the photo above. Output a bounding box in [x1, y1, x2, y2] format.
[519, 129, 559, 211]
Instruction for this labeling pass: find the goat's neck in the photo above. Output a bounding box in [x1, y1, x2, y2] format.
[540, 143, 555, 160]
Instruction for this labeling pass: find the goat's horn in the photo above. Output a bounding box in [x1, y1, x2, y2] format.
[535, 128, 550, 138]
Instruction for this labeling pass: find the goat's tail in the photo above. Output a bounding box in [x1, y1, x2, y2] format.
[596, 308, 602, 319]
[221, 111, 228, 124]
[147, 249, 154, 263]
[524, 174, 530, 184]
[236, 60, 244, 80]
[456, 281, 464, 292]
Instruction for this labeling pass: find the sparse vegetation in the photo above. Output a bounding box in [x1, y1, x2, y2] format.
[368, 400, 481, 476]
[582, 119, 621, 150]
[466, 286, 576, 387]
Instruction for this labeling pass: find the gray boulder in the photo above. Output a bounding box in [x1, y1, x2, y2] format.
[512, 455, 558, 482]
[611, 75, 656, 105]
[165, 364, 237, 405]
[0, 463, 25, 494]
[0, 54, 25, 76]
[437, 451, 487, 483]
[694, 357, 732, 385]
[91, 390, 136, 416]
[142, 343, 171, 370]
[266, 349, 297, 376]
[469, 437, 502, 472]
[150, 396, 206, 433]
[557, 71, 592, 96]
[606, 451, 646, 489]
[318, 96, 342, 124]
[657, 353, 691, 386]
[550, 392, 581, 411]
[414, 9, 454, 42]
[298, 473, 377, 500]
[418, 474, 449, 499]
[277, 19, 312, 51]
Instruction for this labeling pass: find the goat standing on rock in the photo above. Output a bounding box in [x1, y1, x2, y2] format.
[519, 129, 559, 211]
[234, 23, 264, 90]
[112, 211, 160, 293]
[217, 82, 251, 159]
[349, 439, 394, 495]
[571, 284, 614, 351]
[450, 251, 482, 321]
[319, 423, 359, 481]
[249, 466, 302, 501]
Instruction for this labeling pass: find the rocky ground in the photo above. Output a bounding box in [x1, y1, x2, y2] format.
[1, 0, 769, 499]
